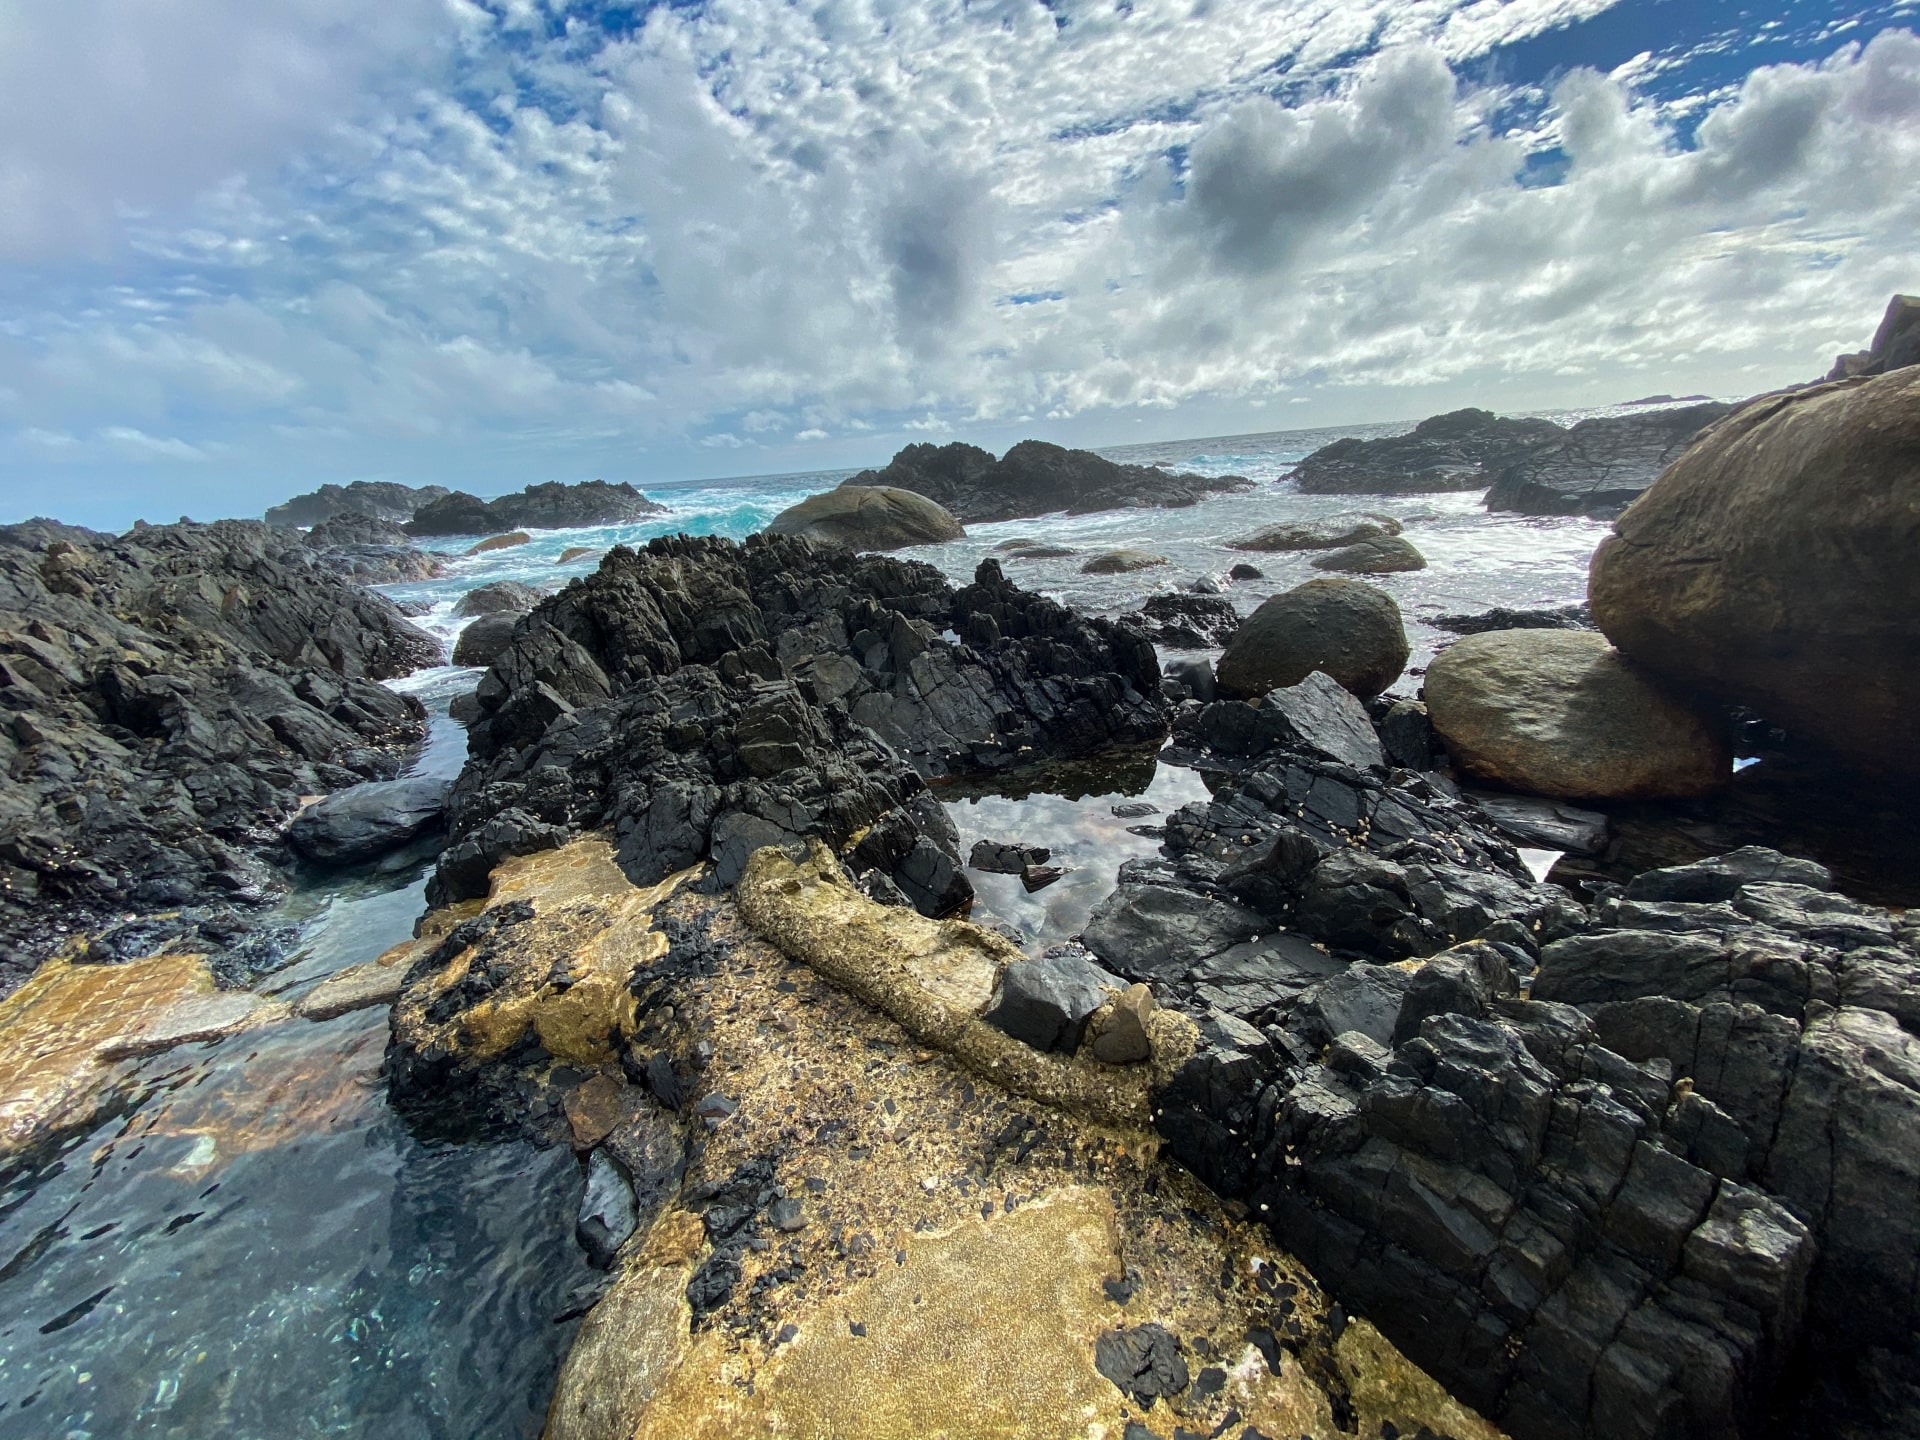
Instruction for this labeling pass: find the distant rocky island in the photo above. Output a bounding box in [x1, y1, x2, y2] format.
[1291, 401, 1735, 517]
[843, 437, 1251, 522]
[267, 476, 665, 535]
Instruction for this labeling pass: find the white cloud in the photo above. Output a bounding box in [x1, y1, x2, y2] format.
[1, 1, 1917, 526]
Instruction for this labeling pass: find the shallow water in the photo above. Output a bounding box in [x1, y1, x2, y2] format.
[0, 412, 1646, 1436]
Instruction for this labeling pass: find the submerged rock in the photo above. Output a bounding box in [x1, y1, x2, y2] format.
[763, 485, 964, 551]
[1228, 514, 1402, 552]
[1215, 578, 1409, 700]
[844, 438, 1251, 523]
[1310, 534, 1427, 574]
[1081, 549, 1168, 575]
[465, 531, 531, 555]
[455, 580, 546, 617]
[1589, 368, 1920, 782]
[1425, 629, 1730, 800]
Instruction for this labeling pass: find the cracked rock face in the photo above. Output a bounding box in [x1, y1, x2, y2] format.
[431, 534, 1168, 914]
[1129, 668, 1920, 1439]
[0, 519, 436, 987]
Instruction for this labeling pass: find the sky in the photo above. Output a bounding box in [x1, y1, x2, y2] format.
[2, 0, 1917, 528]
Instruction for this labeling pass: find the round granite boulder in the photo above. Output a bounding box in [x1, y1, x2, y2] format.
[453, 613, 519, 668]
[1080, 549, 1168, 575]
[1227, 514, 1401, 552]
[764, 485, 963, 551]
[1310, 535, 1427, 574]
[1214, 579, 1409, 700]
[1589, 370, 1920, 780]
[1425, 629, 1730, 800]
[466, 531, 531, 556]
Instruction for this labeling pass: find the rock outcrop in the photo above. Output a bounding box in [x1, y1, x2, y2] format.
[454, 580, 547, 618]
[1215, 579, 1409, 700]
[844, 439, 1250, 523]
[432, 535, 1167, 914]
[405, 480, 666, 536]
[302, 512, 448, 584]
[762, 485, 964, 551]
[1484, 403, 1734, 518]
[1092, 681, 1920, 1438]
[1827, 293, 1920, 380]
[0, 520, 437, 987]
[286, 776, 451, 867]
[1588, 370, 1920, 781]
[1425, 630, 1731, 801]
[265, 480, 450, 529]
[1292, 409, 1564, 495]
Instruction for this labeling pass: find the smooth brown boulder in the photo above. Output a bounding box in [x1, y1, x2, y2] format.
[1215, 578, 1409, 700]
[1080, 549, 1167, 575]
[1588, 370, 1920, 780]
[1227, 514, 1401, 552]
[764, 484, 963, 551]
[466, 530, 531, 555]
[1310, 534, 1427, 574]
[1425, 629, 1730, 800]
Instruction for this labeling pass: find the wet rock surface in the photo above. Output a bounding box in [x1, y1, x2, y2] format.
[1121, 675, 1920, 1439]
[1119, 592, 1242, 649]
[1310, 535, 1428, 574]
[0, 519, 436, 987]
[763, 485, 965, 551]
[432, 535, 1167, 912]
[1215, 579, 1409, 701]
[1229, 514, 1403, 552]
[1291, 409, 1565, 495]
[406, 480, 666, 536]
[302, 512, 451, 585]
[1484, 403, 1733, 518]
[844, 438, 1252, 524]
[286, 776, 451, 868]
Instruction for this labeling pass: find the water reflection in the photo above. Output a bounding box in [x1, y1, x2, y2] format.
[942, 752, 1212, 951]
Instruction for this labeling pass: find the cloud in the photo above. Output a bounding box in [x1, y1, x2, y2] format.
[3, 2, 1919, 527]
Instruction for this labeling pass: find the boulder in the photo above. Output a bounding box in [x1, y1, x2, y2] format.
[1080, 549, 1167, 575]
[1119, 592, 1239, 648]
[762, 485, 964, 551]
[1310, 534, 1427, 574]
[1484, 403, 1734, 518]
[455, 580, 546, 617]
[1214, 579, 1409, 700]
[557, 546, 602, 564]
[1087, 983, 1156, 1064]
[1425, 629, 1730, 800]
[981, 951, 1123, 1052]
[265, 480, 450, 528]
[1291, 408, 1564, 495]
[453, 613, 520, 668]
[286, 777, 451, 866]
[969, 839, 1049, 874]
[1588, 370, 1920, 781]
[1228, 563, 1264, 580]
[1257, 670, 1385, 772]
[466, 531, 531, 555]
[1081, 883, 1264, 984]
[1227, 514, 1402, 551]
[844, 438, 1250, 523]
[1826, 293, 1920, 380]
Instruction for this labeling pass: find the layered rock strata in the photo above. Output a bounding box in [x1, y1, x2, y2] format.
[0, 520, 437, 987]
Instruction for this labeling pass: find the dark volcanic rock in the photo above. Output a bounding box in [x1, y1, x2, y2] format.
[265, 480, 451, 528]
[302, 512, 448, 585]
[287, 777, 450, 867]
[982, 950, 1123, 1052]
[1427, 605, 1592, 636]
[456, 580, 547, 618]
[1291, 408, 1564, 495]
[453, 614, 519, 669]
[1215, 579, 1408, 701]
[1119, 593, 1241, 649]
[843, 439, 1251, 524]
[1484, 403, 1735, 518]
[406, 480, 665, 536]
[1227, 514, 1401, 552]
[0, 520, 436, 986]
[431, 537, 1167, 910]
